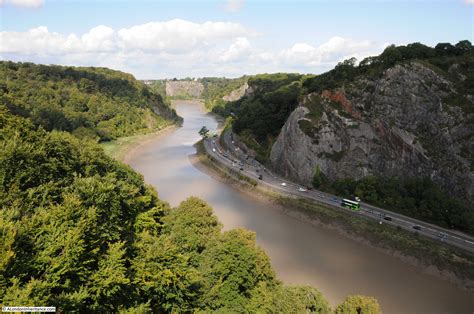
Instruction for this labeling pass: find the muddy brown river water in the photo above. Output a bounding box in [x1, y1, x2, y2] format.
[128, 101, 474, 313]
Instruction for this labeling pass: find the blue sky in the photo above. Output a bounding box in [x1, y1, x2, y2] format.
[1, 0, 472, 78]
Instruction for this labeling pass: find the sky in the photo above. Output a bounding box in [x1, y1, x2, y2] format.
[1, 0, 473, 79]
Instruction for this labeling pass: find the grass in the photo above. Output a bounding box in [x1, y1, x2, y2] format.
[100, 124, 173, 161]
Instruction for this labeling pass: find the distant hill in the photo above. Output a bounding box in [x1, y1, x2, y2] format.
[1, 61, 181, 142]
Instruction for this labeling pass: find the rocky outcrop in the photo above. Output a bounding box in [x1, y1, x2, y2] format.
[165, 80, 204, 98]
[223, 83, 249, 102]
[270, 62, 474, 203]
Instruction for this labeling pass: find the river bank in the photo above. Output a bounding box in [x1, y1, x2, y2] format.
[100, 125, 177, 163]
[192, 140, 474, 292]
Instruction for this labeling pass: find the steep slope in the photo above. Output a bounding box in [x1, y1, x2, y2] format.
[0, 61, 180, 142]
[271, 61, 473, 203]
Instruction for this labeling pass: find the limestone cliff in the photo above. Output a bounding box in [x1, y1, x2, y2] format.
[165, 80, 204, 98]
[270, 62, 474, 202]
[222, 83, 249, 102]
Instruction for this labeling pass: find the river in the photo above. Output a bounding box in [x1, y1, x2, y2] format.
[128, 100, 474, 313]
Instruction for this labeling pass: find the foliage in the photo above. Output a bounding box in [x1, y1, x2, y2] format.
[200, 76, 249, 111]
[335, 295, 381, 314]
[198, 126, 209, 138]
[312, 165, 328, 188]
[212, 73, 304, 161]
[326, 176, 474, 235]
[0, 61, 179, 142]
[0, 108, 341, 312]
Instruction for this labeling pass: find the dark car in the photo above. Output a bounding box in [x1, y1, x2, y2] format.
[239, 167, 244, 171]
[383, 216, 392, 221]
[258, 174, 263, 180]
[413, 225, 422, 231]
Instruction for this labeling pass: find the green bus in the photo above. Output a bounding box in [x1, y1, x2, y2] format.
[341, 198, 360, 210]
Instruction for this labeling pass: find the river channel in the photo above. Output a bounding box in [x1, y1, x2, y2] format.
[128, 100, 474, 313]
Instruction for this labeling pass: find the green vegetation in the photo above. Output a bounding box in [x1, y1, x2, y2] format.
[336, 295, 381, 314]
[0, 108, 342, 312]
[212, 73, 304, 162]
[198, 126, 209, 138]
[315, 176, 474, 235]
[0, 61, 180, 142]
[200, 76, 249, 110]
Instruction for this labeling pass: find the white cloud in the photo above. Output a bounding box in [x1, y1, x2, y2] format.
[117, 19, 252, 53]
[463, 0, 474, 4]
[277, 36, 385, 68]
[2, 0, 44, 8]
[0, 19, 253, 55]
[0, 19, 386, 78]
[223, 0, 244, 12]
[219, 37, 251, 62]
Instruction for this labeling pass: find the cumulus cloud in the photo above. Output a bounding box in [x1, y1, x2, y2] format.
[219, 37, 251, 62]
[1, 19, 386, 78]
[1, 19, 253, 56]
[223, 0, 244, 12]
[2, 0, 44, 8]
[277, 36, 385, 67]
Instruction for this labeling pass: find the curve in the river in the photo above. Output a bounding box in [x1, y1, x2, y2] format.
[128, 101, 474, 314]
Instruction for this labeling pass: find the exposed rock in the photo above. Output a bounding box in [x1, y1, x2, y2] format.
[270, 62, 474, 203]
[223, 83, 249, 102]
[165, 80, 204, 98]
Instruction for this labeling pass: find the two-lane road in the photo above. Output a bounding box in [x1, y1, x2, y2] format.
[203, 135, 474, 254]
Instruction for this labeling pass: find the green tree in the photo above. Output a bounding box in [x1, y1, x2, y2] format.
[198, 126, 209, 138]
[312, 165, 328, 188]
[336, 295, 381, 314]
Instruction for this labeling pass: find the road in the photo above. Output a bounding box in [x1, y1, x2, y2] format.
[203, 132, 474, 254]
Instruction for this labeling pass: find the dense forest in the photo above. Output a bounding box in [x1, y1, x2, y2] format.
[0, 62, 180, 142]
[0, 64, 380, 311]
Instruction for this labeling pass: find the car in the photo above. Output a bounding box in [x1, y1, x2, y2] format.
[258, 174, 263, 180]
[383, 216, 392, 221]
[298, 187, 307, 192]
[239, 167, 244, 171]
[413, 225, 422, 231]
[319, 194, 325, 198]
[355, 196, 361, 202]
[331, 197, 338, 203]
[212, 148, 216, 152]
[281, 182, 287, 187]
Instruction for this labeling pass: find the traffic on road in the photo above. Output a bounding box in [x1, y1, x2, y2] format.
[203, 133, 474, 254]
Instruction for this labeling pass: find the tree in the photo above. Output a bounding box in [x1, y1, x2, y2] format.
[198, 126, 209, 138]
[312, 165, 328, 188]
[336, 295, 381, 314]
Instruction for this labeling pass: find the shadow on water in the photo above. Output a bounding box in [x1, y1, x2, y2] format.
[128, 101, 474, 314]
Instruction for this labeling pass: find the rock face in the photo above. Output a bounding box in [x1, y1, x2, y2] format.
[270, 62, 474, 203]
[223, 83, 249, 102]
[165, 81, 204, 98]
